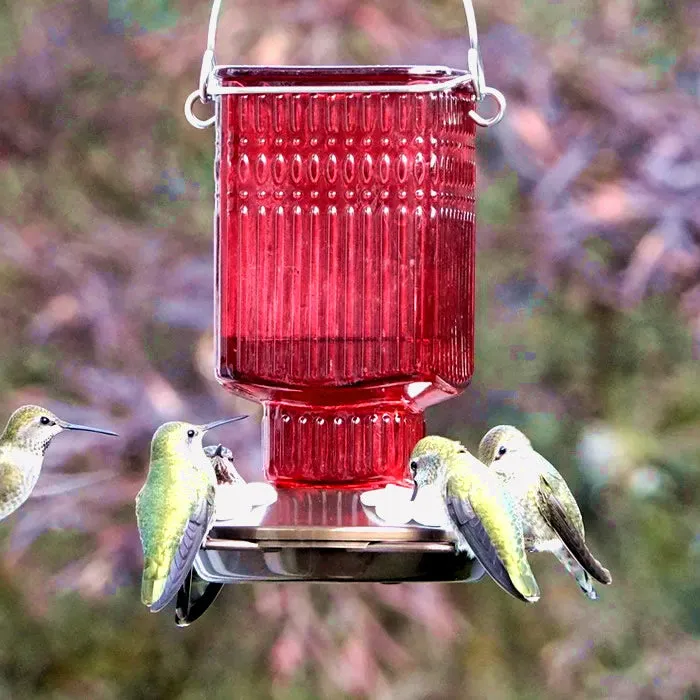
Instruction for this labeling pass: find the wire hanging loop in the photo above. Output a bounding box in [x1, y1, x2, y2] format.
[185, 89, 216, 129]
[184, 0, 505, 129]
[200, 0, 222, 103]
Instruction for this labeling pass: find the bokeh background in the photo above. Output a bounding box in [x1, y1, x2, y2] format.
[1, 0, 699, 697]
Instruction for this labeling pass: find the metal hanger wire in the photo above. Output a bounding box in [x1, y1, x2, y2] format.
[185, 0, 506, 129]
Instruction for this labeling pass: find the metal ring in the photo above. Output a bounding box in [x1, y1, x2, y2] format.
[468, 86, 507, 127]
[185, 90, 216, 129]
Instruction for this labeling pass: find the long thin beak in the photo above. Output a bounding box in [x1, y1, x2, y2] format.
[200, 416, 248, 433]
[59, 420, 118, 437]
[410, 482, 419, 502]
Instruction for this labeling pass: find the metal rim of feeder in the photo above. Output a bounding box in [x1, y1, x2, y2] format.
[191, 489, 486, 583]
[184, 0, 506, 130]
[208, 524, 452, 543]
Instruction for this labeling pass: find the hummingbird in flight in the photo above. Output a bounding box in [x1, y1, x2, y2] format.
[410, 435, 540, 603]
[136, 416, 247, 614]
[479, 425, 612, 600]
[0, 404, 117, 521]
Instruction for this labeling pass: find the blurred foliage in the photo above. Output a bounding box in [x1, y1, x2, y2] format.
[0, 0, 699, 698]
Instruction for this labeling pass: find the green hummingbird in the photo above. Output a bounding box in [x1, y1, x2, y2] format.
[409, 436, 540, 603]
[174, 443, 244, 627]
[478, 425, 612, 600]
[135, 416, 247, 613]
[0, 404, 117, 521]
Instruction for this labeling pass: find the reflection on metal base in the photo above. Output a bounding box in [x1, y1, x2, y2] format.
[195, 488, 484, 583]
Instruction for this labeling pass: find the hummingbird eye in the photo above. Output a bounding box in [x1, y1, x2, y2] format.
[409, 460, 418, 475]
[187, 429, 196, 439]
[39, 416, 51, 425]
[497, 446, 507, 459]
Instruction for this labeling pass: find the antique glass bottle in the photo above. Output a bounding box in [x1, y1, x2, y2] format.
[215, 66, 476, 487]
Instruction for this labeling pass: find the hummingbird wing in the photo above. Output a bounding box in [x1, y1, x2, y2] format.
[537, 475, 612, 585]
[0, 458, 27, 520]
[146, 485, 216, 613]
[533, 453, 586, 534]
[445, 471, 540, 603]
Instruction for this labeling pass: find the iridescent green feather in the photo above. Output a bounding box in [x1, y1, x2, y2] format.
[136, 425, 215, 607]
[0, 457, 27, 515]
[533, 453, 586, 535]
[446, 452, 540, 601]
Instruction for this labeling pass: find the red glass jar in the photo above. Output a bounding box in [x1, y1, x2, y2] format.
[215, 66, 476, 487]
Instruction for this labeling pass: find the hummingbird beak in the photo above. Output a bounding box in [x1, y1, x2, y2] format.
[58, 420, 118, 437]
[200, 416, 248, 433]
[410, 482, 419, 502]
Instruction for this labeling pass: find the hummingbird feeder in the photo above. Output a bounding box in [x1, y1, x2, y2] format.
[182, 0, 506, 596]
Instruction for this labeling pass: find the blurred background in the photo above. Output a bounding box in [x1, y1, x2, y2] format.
[1, 0, 699, 697]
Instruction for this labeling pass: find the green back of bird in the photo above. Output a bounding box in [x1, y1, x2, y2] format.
[136, 451, 214, 605]
[446, 452, 539, 600]
[0, 445, 38, 519]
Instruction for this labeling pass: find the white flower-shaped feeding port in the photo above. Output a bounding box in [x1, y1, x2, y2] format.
[360, 483, 446, 527]
[204, 444, 278, 525]
[214, 481, 278, 525]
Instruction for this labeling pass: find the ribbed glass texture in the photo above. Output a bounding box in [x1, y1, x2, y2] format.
[215, 67, 476, 487]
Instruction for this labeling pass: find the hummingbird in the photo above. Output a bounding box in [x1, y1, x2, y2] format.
[174, 442, 244, 627]
[410, 436, 540, 603]
[204, 443, 245, 486]
[135, 416, 247, 614]
[478, 425, 612, 600]
[0, 404, 117, 521]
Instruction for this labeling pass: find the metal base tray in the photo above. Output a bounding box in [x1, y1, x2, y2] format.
[195, 488, 483, 583]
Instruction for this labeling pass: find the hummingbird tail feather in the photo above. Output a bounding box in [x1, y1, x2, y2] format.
[578, 573, 598, 601]
[539, 487, 612, 585]
[558, 529, 612, 585]
[446, 493, 539, 603]
[141, 575, 167, 608]
[517, 569, 541, 603]
[555, 547, 599, 600]
[175, 569, 224, 627]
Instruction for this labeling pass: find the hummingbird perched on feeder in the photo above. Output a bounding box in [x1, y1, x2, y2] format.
[409, 436, 540, 603]
[204, 443, 245, 486]
[136, 416, 247, 614]
[478, 425, 612, 600]
[0, 404, 118, 521]
[174, 442, 244, 627]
